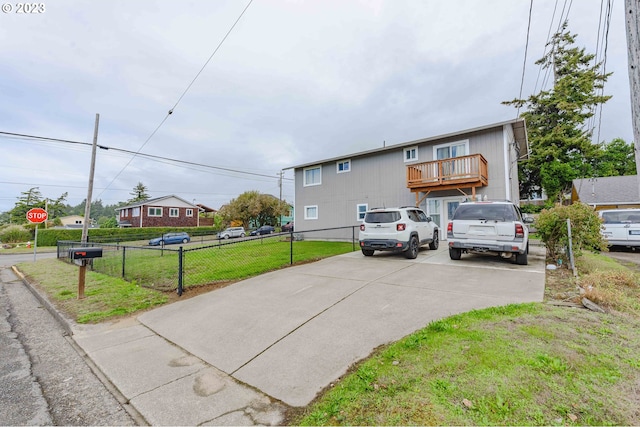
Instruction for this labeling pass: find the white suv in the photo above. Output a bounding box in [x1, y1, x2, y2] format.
[447, 201, 533, 265]
[359, 207, 439, 259]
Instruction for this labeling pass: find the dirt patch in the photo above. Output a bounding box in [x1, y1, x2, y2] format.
[164, 281, 237, 303]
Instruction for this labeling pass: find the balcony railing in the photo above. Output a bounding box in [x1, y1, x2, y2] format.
[406, 154, 488, 191]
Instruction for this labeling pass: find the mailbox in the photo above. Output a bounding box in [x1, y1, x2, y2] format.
[69, 247, 103, 260]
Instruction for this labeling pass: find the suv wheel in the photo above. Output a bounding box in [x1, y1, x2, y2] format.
[449, 247, 462, 260]
[362, 249, 374, 257]
[515, 251, 528, 265]
[405, 236, 419, 259]
[429, 231, 439, 250]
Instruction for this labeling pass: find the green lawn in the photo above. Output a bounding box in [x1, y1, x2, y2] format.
[91, 238, 357, 289]
[292, 251, 640, 426]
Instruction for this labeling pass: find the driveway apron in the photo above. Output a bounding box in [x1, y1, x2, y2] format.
[138, 245, 545, 407]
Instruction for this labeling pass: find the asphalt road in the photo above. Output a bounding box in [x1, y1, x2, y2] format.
[0, 258, 136, 426]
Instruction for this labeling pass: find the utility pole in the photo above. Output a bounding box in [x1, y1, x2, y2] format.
[626, 0, 640, 175]
[78, 113, 99, 299]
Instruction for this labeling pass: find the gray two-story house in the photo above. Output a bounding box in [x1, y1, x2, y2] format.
[289, 119, 528, 238]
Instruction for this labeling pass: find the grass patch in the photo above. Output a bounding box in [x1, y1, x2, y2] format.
[291, 253, 640, 426]
[295, 304, 640, 426]
[91, 239, 356, 289]
[16, 259, 168, 323]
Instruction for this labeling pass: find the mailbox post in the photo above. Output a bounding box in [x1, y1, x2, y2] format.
[69, 247, 103, 299]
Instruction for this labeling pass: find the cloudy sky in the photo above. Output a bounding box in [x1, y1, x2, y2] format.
[0, 0, 633, 216]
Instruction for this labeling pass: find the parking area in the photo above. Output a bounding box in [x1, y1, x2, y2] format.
[135, 243, 546, 407]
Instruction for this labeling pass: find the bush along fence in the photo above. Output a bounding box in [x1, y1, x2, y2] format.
[57, 226, 359, 296]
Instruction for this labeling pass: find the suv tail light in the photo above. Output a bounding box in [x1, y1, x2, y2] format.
[447, 222, 453, 233]
[397, 223, 406, 232]
[515, 223, 525, 238]
[360, 224, 365, 231]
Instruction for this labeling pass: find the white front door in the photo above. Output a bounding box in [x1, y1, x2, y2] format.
[424, 198, 462, 240]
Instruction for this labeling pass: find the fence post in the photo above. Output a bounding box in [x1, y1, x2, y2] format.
[352, 226, 355, 251]
[122, 246, 126, 278]
[290, 230, 293, 265]
[177, 246, 184, 296]
[566, 219, 577, 277]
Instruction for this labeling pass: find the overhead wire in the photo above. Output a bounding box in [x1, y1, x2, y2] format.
[97, 0, 255, 199]
[594, 0, 613, 144]
[0, 131, 292, 181]
[517, 0, 534, 117]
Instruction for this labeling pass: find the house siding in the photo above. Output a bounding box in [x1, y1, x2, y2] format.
[116, 196, 199, 228]
[293, 122, 524, 233]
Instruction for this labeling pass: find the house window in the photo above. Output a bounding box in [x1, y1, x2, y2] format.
[186, 209, 193, 217]
[132, 207, 140, 217]
[169, 208, 179, 217]
[404, 146, 418, 162]
[433, 140, 469, 160]
[303, 166, 322, 186]
[337, 160, 351, 173]
[357, 204, 368, 221]
[148, 207, 162, 217]
[304, 205, 318, 220]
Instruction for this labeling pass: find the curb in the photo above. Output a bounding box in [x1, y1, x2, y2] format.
[11, 265, 75, 336]
[10, 265, 149, 426]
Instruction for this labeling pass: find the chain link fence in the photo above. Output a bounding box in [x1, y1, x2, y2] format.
[57, 226, 359, 295]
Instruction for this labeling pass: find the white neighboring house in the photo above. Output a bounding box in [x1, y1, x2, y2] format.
[288, 119, 529, 239]
[57, 215, 96, 229]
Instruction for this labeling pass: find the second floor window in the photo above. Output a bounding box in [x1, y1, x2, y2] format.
[304, 166, 322, 186]
[337, 160, 351, 173]
[404, 146, 418, 162]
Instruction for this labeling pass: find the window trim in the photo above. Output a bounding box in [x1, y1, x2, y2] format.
[303, 165, 322, 187]
[169, 208, 179, 217]
[186, 209, 193, 217]
[432, 139, 469, 159]
[304, 205, 318, 220]
[132, 207, 140, 217]
[148, 207, 162, 217]
[404, 146, 418, 163]
[357, 203, 368, 221]
[336, 159, 351, 174]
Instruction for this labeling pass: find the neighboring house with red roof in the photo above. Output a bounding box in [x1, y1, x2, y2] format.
[115, 195, 200, 228]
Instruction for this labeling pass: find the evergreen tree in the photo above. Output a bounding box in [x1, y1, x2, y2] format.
[503, 21, 612, 201]
[128, 182, 150, 203]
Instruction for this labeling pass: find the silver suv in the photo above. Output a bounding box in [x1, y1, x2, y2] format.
[218, 227, 246, 239]
[447, 201, 533, 265]
[359, 207, 439, 259]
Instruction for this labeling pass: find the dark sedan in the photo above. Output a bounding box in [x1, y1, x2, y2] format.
[250, 225, 275, 236]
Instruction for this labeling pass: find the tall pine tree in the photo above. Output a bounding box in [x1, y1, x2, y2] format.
[503, 21, 611, 202]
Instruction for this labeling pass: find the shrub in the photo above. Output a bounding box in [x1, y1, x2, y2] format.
[535, 203, 607, 262]
[0, 224, 32, 243]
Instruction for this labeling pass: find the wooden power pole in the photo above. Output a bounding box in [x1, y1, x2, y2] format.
[626, 0, 640, 175]
[78, 113, 100, 299]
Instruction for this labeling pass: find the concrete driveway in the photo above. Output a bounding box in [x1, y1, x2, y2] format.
[137, 244, 546, 408]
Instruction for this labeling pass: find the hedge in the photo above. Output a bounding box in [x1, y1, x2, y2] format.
[36, 226, 220, 246]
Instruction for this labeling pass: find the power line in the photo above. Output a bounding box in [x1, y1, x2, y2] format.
[517, 0, 534, 117]
[99, 0, 254, 198]
[0, 131, 292, 181]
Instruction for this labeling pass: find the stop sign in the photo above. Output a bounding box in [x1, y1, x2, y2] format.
[26, 208, 48, 223]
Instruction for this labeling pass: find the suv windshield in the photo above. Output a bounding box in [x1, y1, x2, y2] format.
[364, 211, 401, 223]
[452, 204, 518, 222]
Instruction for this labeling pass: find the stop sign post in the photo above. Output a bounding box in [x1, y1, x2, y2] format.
[26, 208, 48, 262]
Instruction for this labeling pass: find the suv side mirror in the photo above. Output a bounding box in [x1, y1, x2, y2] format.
[426, 216, 432, 222]
[523, 216, 535, 224]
